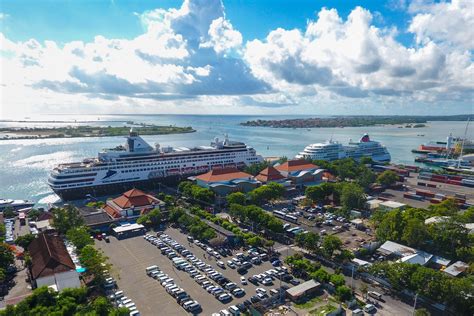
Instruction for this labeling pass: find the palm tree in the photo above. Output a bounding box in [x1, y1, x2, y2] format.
[359, 283, 368, 300]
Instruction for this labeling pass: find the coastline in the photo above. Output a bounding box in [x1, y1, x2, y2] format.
[0, 125, 196, 140]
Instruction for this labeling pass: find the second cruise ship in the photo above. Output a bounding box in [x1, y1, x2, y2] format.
[48, 130, 263, 200]
[296, 134, 391, 162]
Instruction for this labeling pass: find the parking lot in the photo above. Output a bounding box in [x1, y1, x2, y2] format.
[263, 202, 375, 253]
[96, 227, 297, 315]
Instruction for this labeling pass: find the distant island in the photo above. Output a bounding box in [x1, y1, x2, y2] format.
[0, 123, 195, 140]
[240, 115, 472, 129]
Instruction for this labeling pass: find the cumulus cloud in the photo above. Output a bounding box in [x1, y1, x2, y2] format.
[409, 0, 474, 50]
[0, 0, 268, 116]
[244, 5, 473, 102]
[200, 17, 243, 54]
[0, 0, 472, 116]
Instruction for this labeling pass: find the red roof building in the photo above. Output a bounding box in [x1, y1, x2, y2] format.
[275, 160, 324, 187]
[256, 166, 285, 183]
[275, 160, 319, 175]
[103, 189, 165, 219]
[194, 167, 253, 183]
[28, 233, 81, 291]
[193, 167, 259, 195]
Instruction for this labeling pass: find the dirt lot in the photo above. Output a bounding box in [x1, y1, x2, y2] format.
[96, 227, 293, 315]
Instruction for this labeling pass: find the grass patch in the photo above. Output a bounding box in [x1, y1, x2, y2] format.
[309, 303, 337, 315]
[294, 296, 323, 309]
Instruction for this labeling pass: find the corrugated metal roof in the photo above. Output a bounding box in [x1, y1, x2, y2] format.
[286, 279, 321, 297]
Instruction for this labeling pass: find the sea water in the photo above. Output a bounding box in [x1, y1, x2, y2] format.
[0, 114, 470, 202]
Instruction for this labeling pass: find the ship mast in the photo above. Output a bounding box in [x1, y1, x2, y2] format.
[457, 118, 470, 168]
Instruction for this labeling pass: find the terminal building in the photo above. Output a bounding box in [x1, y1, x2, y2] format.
[191, 167, 260, 195]
[103, 188, 165, 221]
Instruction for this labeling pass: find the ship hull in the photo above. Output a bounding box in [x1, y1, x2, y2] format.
[52, 176, 186, 201]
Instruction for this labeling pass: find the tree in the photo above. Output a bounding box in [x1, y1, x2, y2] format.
[51, 205, 84, 234]
[209, 236, 226, 248]
[295, 232, 320, 253]
[0, 224, 5, 242]
[79, 245, 111, 286]
[321, 235, 342, 258]
[335, 285, 352, 301]
[91, 296, 112, 316]
[15, 234, 36, 249]
[226, 192, 246, 206]
[428, 198, 460, 217]
[0, 243, 14, 270]
[27, 209, 42, 221]
[0, 286, 128, 316]
[248, 183, 285, 205]
[305, 185, 327, 203]
[330, 273, 346, 287]
[246, 236, 264, 248]
[359, 283, 368, 299]
[428, 218, 471, 260]
[357, 167, 376, 191]
[340, 183, 366, 211]
[163, 195, 175, 206]
[66, 226, 93, 252]
[414, 309, 431, 316]
[377, 170, 399, 187]
[3, 208, 15, 219]
[178, 181, 193, 196]
[376, 209, 405, 242]
[458, 206, 474, 223]
[310, 268, 330, 283]
[191, 186, 215, 204]
[402, 218, 429, 248]
[137, 208, 162, 227]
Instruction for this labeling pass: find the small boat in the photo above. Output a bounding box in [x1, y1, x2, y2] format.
[0, 199, 35, 211]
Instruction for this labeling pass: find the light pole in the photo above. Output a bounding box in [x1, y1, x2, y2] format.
[412, 293, 418, 316]
[351, 265, 355, 292]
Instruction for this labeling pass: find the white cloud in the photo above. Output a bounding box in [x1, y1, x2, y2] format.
[408, 0, 474, 50]
[0, 0, 269, 117]
[244, 5, 473, 103]
[200, 17, 243, 54]
[0, 0, 472, 117]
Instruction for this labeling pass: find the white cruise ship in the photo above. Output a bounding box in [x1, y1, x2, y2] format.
[48, 130, 263, 200]
[296, 134, 391, 162]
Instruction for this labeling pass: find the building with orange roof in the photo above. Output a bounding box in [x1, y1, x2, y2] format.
[102, 188, 165, 221]
[275, 159, 326, 187]
[192, 167, 260, 195]
[256, 166, 286, 183]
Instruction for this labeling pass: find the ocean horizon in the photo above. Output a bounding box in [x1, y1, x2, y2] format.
[0, 114, 470, 204]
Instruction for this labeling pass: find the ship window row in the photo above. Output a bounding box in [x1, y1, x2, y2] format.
[63, 153, 252, 174]
[120, 160, 238, 173]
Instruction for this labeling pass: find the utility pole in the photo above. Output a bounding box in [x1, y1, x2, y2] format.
[412, 293, 418, 316]
[351, 265, 355, 292]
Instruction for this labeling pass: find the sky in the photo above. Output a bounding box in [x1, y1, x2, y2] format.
[0, 0, 473, 117]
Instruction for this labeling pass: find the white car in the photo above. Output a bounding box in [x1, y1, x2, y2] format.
[256, 288, 267, 294]
[262, 278, 273, 286]
[218, 293, 232, 302]
[240, 276, 247, 285]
